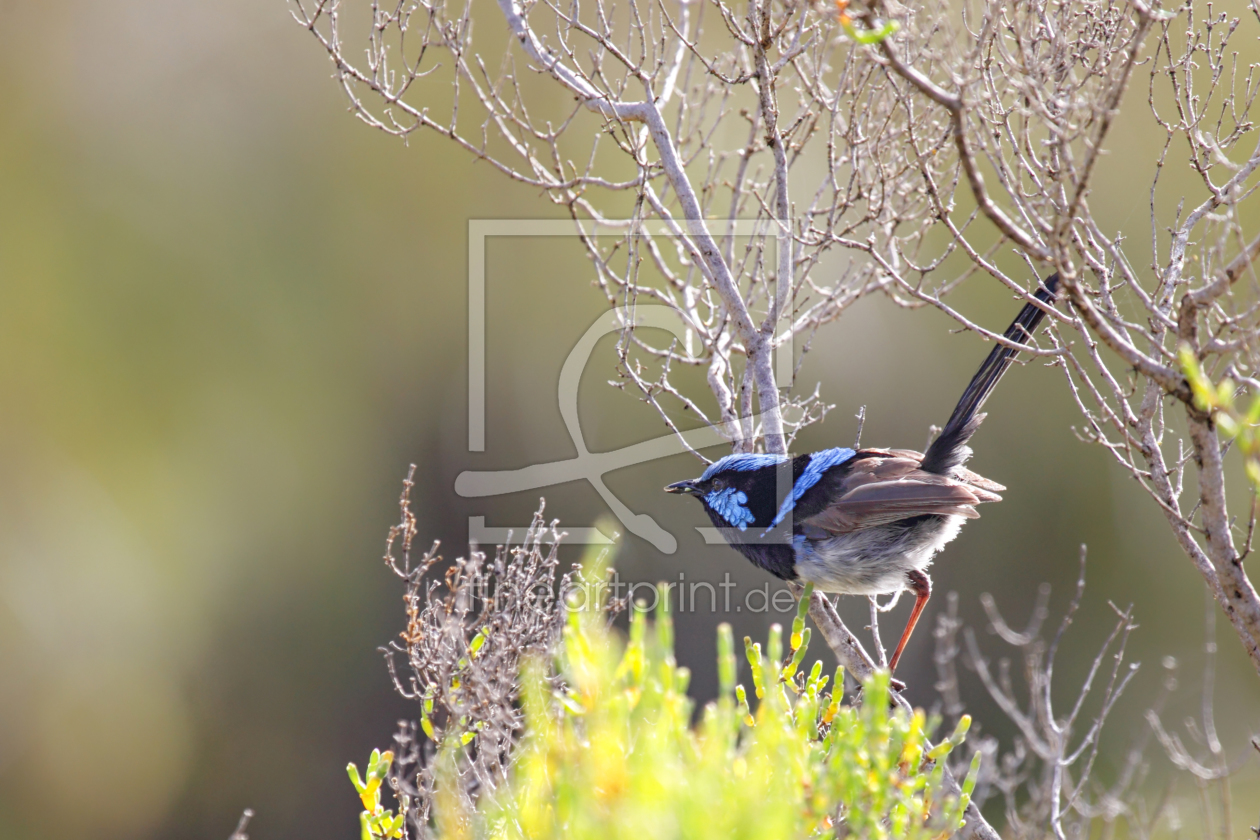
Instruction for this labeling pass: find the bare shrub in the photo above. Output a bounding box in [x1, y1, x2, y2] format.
[925, 546, 1256, 840]
[380, 468, 605, 832]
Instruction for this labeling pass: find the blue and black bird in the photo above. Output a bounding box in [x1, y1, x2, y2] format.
[666, 275, 1059, 672]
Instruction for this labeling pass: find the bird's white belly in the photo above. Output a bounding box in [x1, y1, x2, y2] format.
[792, 515, 965, 595]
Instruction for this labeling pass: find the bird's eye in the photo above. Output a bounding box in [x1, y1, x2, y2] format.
[711, 479, 725, 491]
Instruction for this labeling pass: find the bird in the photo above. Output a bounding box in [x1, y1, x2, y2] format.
[665, 275, 1059, 673]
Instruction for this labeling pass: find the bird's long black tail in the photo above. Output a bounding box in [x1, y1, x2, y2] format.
[920, 273, 1060, 475]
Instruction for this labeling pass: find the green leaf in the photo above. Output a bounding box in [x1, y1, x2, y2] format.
[1217, 379, 1237, 410]
[843, 18, 899, 44]
[791, 582, 813, 650]
[962, 750, 983, 798]
[469, 626, 489, 656]
[368, 750, 393, 781]
[744, 637, 766, 698]
[717, 622, 737, 697]
[735, 683, 755, 726]
[782, 628, 811, 680]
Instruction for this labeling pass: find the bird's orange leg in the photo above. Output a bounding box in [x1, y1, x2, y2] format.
[887, 570, 931, 674]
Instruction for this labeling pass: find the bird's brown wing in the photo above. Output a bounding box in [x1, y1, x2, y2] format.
[868, 447, 1006, 491]
[800, 450, 1003, 534]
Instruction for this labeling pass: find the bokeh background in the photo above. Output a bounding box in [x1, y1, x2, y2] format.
[0, 1, 1256, 838]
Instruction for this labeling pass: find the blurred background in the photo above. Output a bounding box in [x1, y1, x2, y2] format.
[0, 1, 1256, 837]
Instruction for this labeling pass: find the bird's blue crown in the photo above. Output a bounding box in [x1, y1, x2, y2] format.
[700, 452, 787, 482]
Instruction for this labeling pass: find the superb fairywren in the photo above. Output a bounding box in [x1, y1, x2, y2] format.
[666, 275, 1059, 673]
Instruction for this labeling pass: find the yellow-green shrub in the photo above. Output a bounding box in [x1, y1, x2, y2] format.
[412, 582, 979, 840]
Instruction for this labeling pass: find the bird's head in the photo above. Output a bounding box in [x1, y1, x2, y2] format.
[665, 453, 788, 532]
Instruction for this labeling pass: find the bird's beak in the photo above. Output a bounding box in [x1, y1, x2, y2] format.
[664, 479, 702, 496]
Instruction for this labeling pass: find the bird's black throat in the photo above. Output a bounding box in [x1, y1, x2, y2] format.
[700, 509, 798, 581]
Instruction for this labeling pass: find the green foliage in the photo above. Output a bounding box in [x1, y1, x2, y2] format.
[348, 749, 408, 840]
[841, 18, 899, 44]
[425, 578, 977, 839]
[832, 0, 899, 44]
[1180, 343, 1260, 487]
